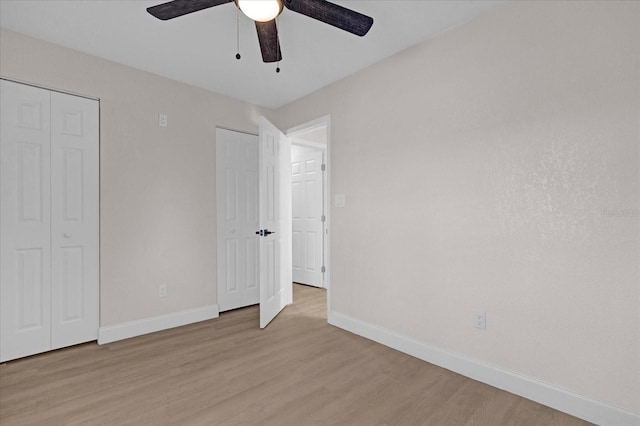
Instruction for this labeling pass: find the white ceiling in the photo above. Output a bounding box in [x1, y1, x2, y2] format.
[0, 0, 504, 108]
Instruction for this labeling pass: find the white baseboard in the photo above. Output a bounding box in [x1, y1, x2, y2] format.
[98, 305, 219, 345]
[329, 311, 639, 426]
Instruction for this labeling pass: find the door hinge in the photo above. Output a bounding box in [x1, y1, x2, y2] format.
[321, 164, 326, 171]
[321, 266, 326, 273]
[321, 215, 326, 222]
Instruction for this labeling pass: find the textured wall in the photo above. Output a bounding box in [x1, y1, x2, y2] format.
[276, 0, 640, 412]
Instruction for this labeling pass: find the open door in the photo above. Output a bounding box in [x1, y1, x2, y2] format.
[292, 144, 324, 287]
[258, 117, 292, 328]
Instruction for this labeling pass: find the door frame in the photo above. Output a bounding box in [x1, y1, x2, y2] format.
[286, 115, 331, 313]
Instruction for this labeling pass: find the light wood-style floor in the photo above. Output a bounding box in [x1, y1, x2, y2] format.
[1, 284, 591, 426]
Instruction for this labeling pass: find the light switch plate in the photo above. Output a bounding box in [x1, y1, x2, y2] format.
[159, 114, 168, 127]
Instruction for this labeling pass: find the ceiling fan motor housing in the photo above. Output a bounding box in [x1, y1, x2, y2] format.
[234, 0, 284, 22]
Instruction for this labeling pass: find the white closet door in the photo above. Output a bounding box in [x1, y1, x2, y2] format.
[0, 80, 99, 362]
[50, 91, 99, 349]
[0, 80, 53, 362]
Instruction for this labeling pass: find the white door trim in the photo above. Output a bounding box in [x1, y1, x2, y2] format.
[286, 116, 331, 312]
[291, 139, 326, 151]
[286, 115, 331, 136]
[1, 77, 100, 102]
[215, 125, 258, 137]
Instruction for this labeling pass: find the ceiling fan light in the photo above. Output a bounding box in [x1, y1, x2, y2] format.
[238, 0, 283, 22]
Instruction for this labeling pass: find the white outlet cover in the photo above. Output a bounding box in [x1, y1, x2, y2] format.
[335, 194, 346, 208]
[159, 284, 168, 297]
[159, 114, 168, 127]
[474, 312, 486, 330]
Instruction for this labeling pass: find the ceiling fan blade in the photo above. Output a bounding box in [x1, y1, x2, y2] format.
[147, 0, 232, 21]
[255, 20, 282, 63]
[283, 0, 373, 37]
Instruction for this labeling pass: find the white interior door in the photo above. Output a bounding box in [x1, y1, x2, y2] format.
[0, 80, 99, 362]
[258, 117, 292, 329]
[0, 80, 53, 362]
[291, 145, 323, 287]
[216, 128, 259, 312]
[50, 91, 99, 349]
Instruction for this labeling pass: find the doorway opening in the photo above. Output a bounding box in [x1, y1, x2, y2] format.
[286, 116, 330, 314]
[215, 115, 330, 324]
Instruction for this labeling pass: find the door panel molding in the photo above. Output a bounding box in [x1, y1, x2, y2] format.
[291, 145, 323, 287]
[216, 128, 259, 312]
[50, 90, 99, 350]
[258, 117, 292, 329]
[1, 79, 99, 362]
[1, 80, 53, 362]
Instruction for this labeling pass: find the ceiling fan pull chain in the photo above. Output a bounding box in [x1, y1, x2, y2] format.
[235, 6, 241, 60]
[275, 16, 281, 73]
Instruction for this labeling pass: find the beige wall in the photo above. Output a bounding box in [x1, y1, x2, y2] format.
[276, 0, 639, 412]
[0, 28, 272, 326]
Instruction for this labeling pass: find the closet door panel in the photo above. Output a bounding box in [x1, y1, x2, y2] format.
[0, 80, 52, 362]
[50, 91, 99, 349]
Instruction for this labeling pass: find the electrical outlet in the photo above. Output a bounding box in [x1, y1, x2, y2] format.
[159, 283, 168, 298]
[474, 312, 486, 330]
[159, 113, 168, 127]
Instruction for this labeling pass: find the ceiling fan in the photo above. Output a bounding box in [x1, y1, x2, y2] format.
[147, 0, 374, 64]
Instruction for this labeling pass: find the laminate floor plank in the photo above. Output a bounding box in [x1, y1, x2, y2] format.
[0, 284, 592, 426]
